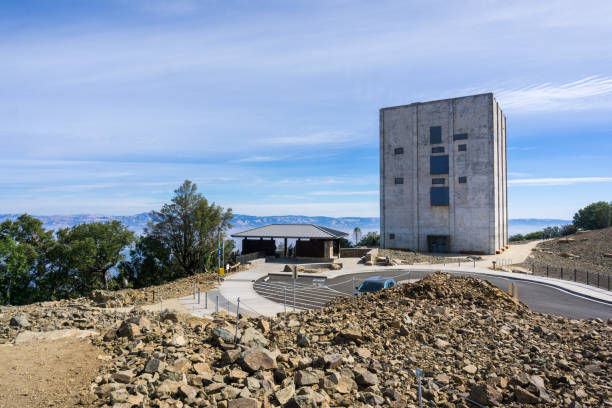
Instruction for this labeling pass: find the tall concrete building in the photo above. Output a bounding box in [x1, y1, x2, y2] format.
[379, 93, 507, 254]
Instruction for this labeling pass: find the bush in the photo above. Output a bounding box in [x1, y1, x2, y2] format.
[573, 201, 611, 230]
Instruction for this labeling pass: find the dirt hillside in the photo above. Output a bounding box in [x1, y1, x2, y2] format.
[520, 227, 612, 274]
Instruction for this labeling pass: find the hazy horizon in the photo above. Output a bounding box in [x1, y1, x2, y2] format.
[1, 1, 611, 219]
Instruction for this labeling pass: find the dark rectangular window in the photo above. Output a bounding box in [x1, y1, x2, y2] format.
[394, 147, 404, 155]
[432, 178, 445, 185]
[453, 133, 468, 140]
[430, 126, 442, 144]
[394, 178, 404, 184]
[389, 233, 395, 239]
[430, 186, 449, 206]
[458, 144, 467, 151]
[458, 176, 467, 184]
[430, 155, 449, 175]
[431, 146, 444, 153]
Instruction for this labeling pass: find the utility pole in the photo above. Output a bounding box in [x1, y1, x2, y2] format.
[217, 227, 221, 284]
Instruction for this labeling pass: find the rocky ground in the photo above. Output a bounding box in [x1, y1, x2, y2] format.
[2, 272, 610, 407]
[92, 273, 224, 308]
[517, 227, 612, 275]
[377, 249, 471, 265]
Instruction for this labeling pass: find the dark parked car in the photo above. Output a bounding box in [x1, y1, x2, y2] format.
[355, 276, 396, 294]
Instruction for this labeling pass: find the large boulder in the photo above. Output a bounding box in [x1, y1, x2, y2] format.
[240, 348, 277, 372]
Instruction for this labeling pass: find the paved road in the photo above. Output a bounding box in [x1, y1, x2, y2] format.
[254, 270, 612, 320]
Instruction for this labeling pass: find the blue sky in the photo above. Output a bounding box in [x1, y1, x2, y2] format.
[1, 0, 611, 219]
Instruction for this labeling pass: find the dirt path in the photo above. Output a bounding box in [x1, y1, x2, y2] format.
[0, 338, 105, 408]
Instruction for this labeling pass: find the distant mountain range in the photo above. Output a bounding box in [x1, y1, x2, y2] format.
[0, 213, 571, 237]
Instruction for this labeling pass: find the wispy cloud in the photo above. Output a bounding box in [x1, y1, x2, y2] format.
[497, 76, 612, 111]
[310, 190, 379, 196]
[260, 131, 353, 146]
[509, 177, 612, 186]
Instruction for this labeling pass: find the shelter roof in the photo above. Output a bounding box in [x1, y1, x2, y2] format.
[231, 224, 348, 239]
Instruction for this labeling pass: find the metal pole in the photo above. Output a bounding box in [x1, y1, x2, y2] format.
[293, 279, 296, 312]
[218, 229, 221, 284]
[352, 277, 355, 304]
[473, 259, 475, 268]
[561, 267, 563, 280]
[114, 298, 117, 323]
[574, 269, 577, 282]
[597, 272, 600, 288]
[222, 239, 225, 272]
[283, 287, 287, 314]
[234, 297, 240, 343]
[416, 368, 423, 408]
[608, 275, 610, 291]
[198, 288, 201, 304]
[205, 291, 208, 309]
[586, 270, 589, 285]
[193, 283, 196, 299]
[546, 265, 549, 277]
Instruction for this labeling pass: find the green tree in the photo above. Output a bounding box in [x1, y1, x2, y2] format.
[55, 221, 135, 295]
[339, 237, 352, 248]
[358, 232, 380, 247]
[573, 201, 611, 230]
[352, 227, 362, 245]
[0, 214, 55, 302]
[0, 237, 30, 305]
[148, 180, 233, 276]
[116, 234, 175, 289]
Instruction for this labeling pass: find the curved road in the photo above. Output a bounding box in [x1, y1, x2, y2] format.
[254, 270, 612, 320]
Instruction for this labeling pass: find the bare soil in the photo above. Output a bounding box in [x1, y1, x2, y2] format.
[518, 227, 612, 274]
[0, 338, 105, 408]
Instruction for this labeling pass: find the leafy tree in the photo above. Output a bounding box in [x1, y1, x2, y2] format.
[573, 201, 611, 230]
[339, 237, 352, 248]
[55, 221, 135, 295]
[509, 234, 524, 242]
[116, 234, 175, 289]
[352, 227, 362, 245]
[560, 223, 577, 236]
[0, 214, 55, 302]
[358, 232, 380, 247]
[148, 180, 232, 276]
[0, 237, 30, 305]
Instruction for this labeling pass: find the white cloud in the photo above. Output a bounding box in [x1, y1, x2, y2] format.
[260, 131, 353, 146]
[496, 76, 612, 111]
[509, 177, 612, 186]
[310, 190, 379, 196]
[229, 202, 379, 218]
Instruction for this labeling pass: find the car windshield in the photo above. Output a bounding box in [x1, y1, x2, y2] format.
[358, 281, 385, 292]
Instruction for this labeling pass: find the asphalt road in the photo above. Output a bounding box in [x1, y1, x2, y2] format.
[254, 270, 612, 320]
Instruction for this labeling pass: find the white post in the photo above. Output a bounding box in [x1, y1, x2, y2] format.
[234, 297, 240, 343]
[198, 288, 201, 304]
[193, 283, 196, 299]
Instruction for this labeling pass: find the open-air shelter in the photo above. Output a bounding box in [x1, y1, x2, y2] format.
[231, 224, 348, 259]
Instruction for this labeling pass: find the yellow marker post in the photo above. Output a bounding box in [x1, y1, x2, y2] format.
[219, 267, 225, 276]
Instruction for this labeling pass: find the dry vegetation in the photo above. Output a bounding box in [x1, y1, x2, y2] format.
[519, 227, 612, 275]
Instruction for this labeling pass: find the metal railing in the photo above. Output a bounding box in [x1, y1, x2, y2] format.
[525, 262, 611, 291]
[236, 251, 267, 264]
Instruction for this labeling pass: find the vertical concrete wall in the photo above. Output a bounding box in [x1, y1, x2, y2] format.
[380, 93, 507, 254]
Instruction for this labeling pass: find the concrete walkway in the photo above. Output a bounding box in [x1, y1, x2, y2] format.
[179, 242, 612, 318]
